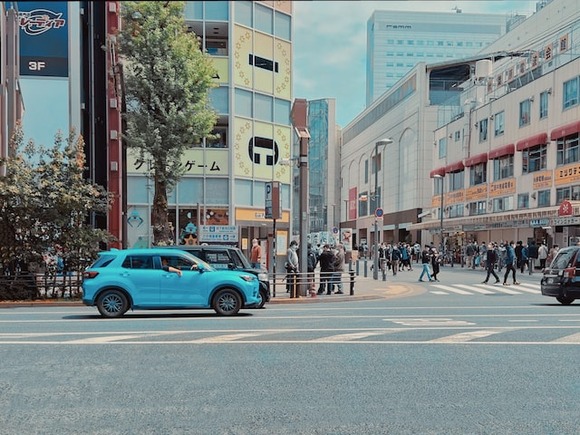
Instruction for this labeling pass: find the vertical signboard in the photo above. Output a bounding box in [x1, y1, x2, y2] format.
[17, 1, 68, 77]
[265, 181, 281, 220]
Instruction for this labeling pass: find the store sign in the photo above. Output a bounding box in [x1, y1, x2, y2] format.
[555, 163, 580, 185]
[552, 216, 580, 226]
[489, 178, 516, 197]
[465, 185, 487, 201]
[532, 171, 553, 190]
[530, 219, 550, 227]
[198, 225, 238, 243]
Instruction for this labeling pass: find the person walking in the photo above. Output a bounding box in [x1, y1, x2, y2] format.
[503, 241, 520, 286]
[430, 248, 441, 281]
[317, 244, 335, 295]
[391, 244, 401, 276]
[519, 243, 529, 274]
[465, 242, 475, 269]
[250, 238, 262, 269]
[306, 243, 318, 295]
[418, 245, 434, 282]
[481, 243, 500, 284]
[538, 242, 549, 270]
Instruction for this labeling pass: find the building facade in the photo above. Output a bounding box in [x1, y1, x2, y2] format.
[125, 1, 294, 269]
[416, 0, 580, 251]
[366, 9, 510, 106]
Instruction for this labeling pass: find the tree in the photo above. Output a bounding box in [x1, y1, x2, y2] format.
[118, 1, 218, 245]
[0, 127, 112, 298]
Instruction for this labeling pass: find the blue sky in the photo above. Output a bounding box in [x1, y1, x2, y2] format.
[293, 1, 538, 127]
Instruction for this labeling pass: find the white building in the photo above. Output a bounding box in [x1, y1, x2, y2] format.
[366, 9, 511, 106]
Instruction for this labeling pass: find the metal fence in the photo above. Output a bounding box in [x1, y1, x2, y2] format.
[0, 272, 83, 301]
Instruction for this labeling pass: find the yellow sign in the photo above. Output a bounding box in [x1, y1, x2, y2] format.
[126, 148, 229, 176]
[555, 163, 580, 186]
[489, 178, 516, 197]
[465, 184, 488, 201]
[446, 190, 465, 205]
[533, 170, 553, 189]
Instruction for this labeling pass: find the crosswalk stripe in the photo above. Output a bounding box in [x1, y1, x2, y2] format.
[490, 285, 521, 295]
[189, 333, 262, 343]
[431, 291, 449, 295]
[430, 284, 472, 295]
[311, 331, 387, 342]
[458, 284, 495, 294]
[519, 282, 541, 289]
[551, 332, 580, 343]
[430, 330, 505, 343]
[511, 285, 541, 294]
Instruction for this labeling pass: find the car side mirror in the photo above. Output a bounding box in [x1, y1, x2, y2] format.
[228, 263, 235, 270]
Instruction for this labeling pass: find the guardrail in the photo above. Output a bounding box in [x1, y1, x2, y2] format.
[269, 270, 356, 298]
[0, 272, 83, 301]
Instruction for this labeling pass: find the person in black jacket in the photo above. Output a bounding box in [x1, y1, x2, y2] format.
[317, 244, 335, 295]
[481, 243, 500, 284]
[527, 241, 538, 274]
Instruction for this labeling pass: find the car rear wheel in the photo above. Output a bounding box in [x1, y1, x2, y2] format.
[556, 295, 575, 305]
[213, 288, 242, 316]
[97, 289, 129, 318]
[254, 289, 267, 309]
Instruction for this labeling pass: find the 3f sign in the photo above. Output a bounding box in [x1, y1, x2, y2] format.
[28, 61, 46, 71]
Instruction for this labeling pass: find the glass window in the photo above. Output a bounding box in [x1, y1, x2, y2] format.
[469, 162, 486, 186]
[467, 201, 486, 216]
[255, 3, 273, 34]
[234, 88, 252, 118]
[235, 0, 252, 27]
[519, 99, 531, 127]
[449, 171, 464, 191]
[563, 76, 579, 109]
[538, 189, 551, 207]
[274, 98, 290, 125]
[454, 131, 461, 141]
[478, 118, 488, 142]
[255, 93, 273, 122]
[517, 193, 529, 209]
[122, 255, 154, 270]
[274, 11, 291, 40]
[205, 1, 229, 20]
[184, 2, 203, 20]
[494, 111, 504, 136]
[492, 196, 514, 213]
[438, 137, 447, 159]
[556, 187, 570, 204]
[522, 144, 547, 174]
[358, 191, 368, 217]
[493, 154, 514, 181]
[364, 160, 368, 184]
[209, 86, 229, 115]
[556, 135, 580, 165]
[539, 91, 549, 119]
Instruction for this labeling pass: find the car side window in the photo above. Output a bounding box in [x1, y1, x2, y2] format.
[229, 251, 245, 268]
[122, 255, 154, 269]
[204, 252, 231, 269]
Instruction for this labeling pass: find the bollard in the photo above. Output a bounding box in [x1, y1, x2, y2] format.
[356, 259, 360, 276]
[363, 259, 368, 278]
[350, 270, 355, 295]
[382, 264, 387, 281]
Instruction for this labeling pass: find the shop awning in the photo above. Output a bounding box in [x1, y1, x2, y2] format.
[488, 143, 515, 159]
[429, 167, 446, 178]
[445, 160, 465, 173]
[516, 132, 548, 151]
[551, 120, 580, 140]
[464, 152, 488, 167]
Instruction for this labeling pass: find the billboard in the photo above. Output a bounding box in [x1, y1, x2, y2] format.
[18, 1, 68, 77]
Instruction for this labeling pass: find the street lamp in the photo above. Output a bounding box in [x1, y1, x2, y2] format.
[432, 174, 445, 253]
[373, 138, 393, 280]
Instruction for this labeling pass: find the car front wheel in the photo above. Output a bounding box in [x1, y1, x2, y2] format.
[213, 288, 242, 316]
[556, 295, 575, 305]
[254, 289, 267, 309]
[97, 289, 129, 318]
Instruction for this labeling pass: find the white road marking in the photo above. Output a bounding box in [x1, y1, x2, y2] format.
[515, 283, 541, 293]
[431, 291, 449, 295]
[188, 333, 263, 343]
[491, 286, 522, 295]
[430, 330, 506, 343]
[430, 284, 472, 295]
[552, 332, 580, 343]
[463, 284, 495, 294]
[383, 318, 475, 326]
[68, 334, 154, 343]
[311, 331, 389, 342]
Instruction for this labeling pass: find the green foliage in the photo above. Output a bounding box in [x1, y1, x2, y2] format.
[0, 126, 113, 271]
[118, 1, 217, 245]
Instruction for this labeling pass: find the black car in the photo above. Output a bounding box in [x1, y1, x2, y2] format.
[170, 245, 270, 308]
[540, 246, 580, 305]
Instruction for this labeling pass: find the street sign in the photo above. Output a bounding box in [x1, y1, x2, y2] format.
[332, 227, 339, 234]
[198, 225, 238, 243]
[265, 182, 281, 219]
[375, 208, 384, 218]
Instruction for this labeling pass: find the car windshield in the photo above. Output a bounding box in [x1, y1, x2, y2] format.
[551, 249, 576, 269]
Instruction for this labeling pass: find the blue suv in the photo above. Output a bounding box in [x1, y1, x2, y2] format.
[82, 248, 260, 317]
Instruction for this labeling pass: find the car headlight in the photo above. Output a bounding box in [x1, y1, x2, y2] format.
[258, 272, 268, 281]
[239, 274, 256, 282]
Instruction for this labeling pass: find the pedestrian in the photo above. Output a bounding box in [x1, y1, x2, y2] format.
[250, 238, 262, 269]
[418, 245, 434, 282]
[481, 243, 500, 284]
[400, 243, 413, 271]
[285, 240, 299, 294]
[465, 242, 475, 269]
[527, 241, 538, 274]
[391, 244, 401, 276]
[538, 242, 548, 269]
[430, 248, 441, 281]
[479, 242, 487, 269]
[503, 241, 520, 286]
[317, 244, 335, 295]
[306, 243, 318, 294]
[515, 241, 524, 271]
[546, 244, 559, 267]
[332, 244, 345, 294]
[519, 243, 529, 274]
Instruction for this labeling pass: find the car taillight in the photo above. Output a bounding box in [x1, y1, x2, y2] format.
[563, 267, 575, 279]
[83, 271, 99, 279]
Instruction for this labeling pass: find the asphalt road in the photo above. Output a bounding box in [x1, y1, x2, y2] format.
[1, 270, 579, 434]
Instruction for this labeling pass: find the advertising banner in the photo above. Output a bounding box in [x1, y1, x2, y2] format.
[18, 1, 69, 77]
